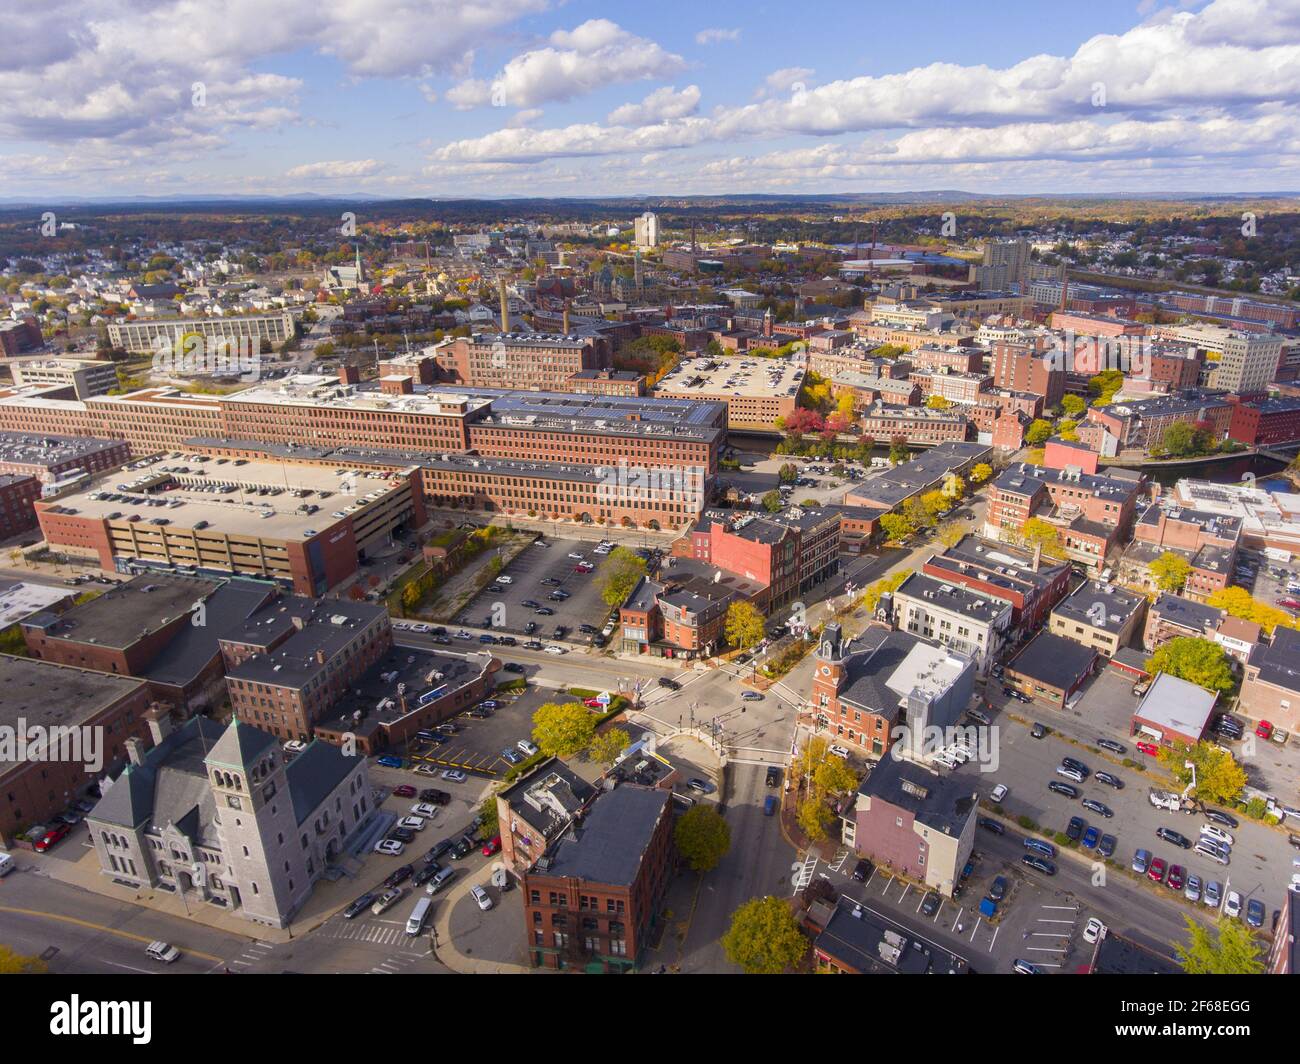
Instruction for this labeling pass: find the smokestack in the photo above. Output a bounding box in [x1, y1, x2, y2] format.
[634, 249, 643, 288]
[1031, 542, 1042, 572]
[1059, 273, 1070, 313]
[562, 298, 570, 334]
[498, 276, 509, 333]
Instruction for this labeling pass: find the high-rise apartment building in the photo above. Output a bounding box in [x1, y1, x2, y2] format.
[634, 211, 660, 249]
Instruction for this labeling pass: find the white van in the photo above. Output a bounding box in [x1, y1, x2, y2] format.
[0, 851, 15, 877]
[406, 896, 432, 936]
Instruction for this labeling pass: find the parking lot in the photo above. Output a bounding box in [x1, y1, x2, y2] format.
[453, 536, 623, 646]
[955, 700, 1293, 934]
[392, 682, 549, 780]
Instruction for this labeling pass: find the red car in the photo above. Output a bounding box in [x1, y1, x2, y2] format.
[34, 824, 71, 852]
[393, 784, 417, 798]
[481, 834, 502, 857]
[1279, 599, 1300, 611]
[1147, 857, 1167, 884]
[582, 698, 603, 709]
[1256, 720, 1274, 740]
[1167, 864, 1186, 891]
[1136, 741, 1159, 757]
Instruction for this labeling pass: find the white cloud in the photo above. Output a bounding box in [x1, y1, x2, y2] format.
[445, 19, 686, 109]
[285, 159, 386, 179]
[506, 108, 545, 128]
[607, 85, 701, 126]
[0, 0, 546, 146]
[695, 28, 740, 45]
[432, 0, 1300, 178]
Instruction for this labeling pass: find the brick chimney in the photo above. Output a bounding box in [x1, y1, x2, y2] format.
[339, 364, 360, 385]
[125, 736, 146, 766]
[144, 703, 174, 746]
[562, 298, 571, 334]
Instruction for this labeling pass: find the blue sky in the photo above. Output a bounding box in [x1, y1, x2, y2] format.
[4, 0, 1300, 199]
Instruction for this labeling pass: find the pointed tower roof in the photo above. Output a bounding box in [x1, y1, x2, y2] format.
[88, 760, 157, 829]
[204, 717, 277, 771]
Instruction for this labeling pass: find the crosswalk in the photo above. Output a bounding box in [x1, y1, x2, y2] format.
[370, 952, 423, 975]
[317, 918, 418, 950]
[228, 941, 274, 970]
[792, 854, 818, 893]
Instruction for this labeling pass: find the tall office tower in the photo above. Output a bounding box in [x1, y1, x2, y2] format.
[1208, 331, 1285, 395]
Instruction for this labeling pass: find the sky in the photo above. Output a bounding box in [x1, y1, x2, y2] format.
[3, 0, 1300, 201]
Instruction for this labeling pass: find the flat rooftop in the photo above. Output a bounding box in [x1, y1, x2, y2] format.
[43, 451, 408, 540]
[896, 572, 1012, 624]
[23, 574, 222, 649]
[318, 645, 495, 739]
[542, 784, 669, 886]
[0, 654, 146, 737]
[654, 353, 807, 400]
[1134, 672, 1218, 735]
[1052, 581, 1145, 634]
[0, 431, 125, 468]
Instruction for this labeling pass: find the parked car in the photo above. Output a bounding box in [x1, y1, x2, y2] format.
[989, 875, 1008, 901]
[470, 884, 494, 911]
[1147, 857, 1167, 883]
[1094, 771, 1124, 789]
[1204, 880, 1223, 909]
[766, 766, 782, 788]
[990, 783, 1009, 803]
[1132, 848, 1152, 875]
[482, 835, 502, 856]
[517, 739, 539, 757]
[1136, 741, 1159, 757]
[1096, 738, 1127, 754]
[376, 755, 403, 768]
[1048, 781, 1079, 798]
[1082, 798, 1113, 818]
[1097, 833, 1117, 858]
[1081, 826, 1100, 849]
[1224, 890, 1243, 919]
[1184, 873, 1202, 903]
[920, 892, 941, 916]
[1082, 917, 1106, 944]
[1167, 865, 1186, 891]
[373, 838, 405, 856]
[657, 677, 681, 691]
[1246, 898, 1265, 928]
[33, 824, 71, 852]
[1012, 958, 1043, 974]
[978, 816, 1005, 835]
[1066, 816, 1085, 842]
[343, 892, 375, 919]
[441, 769, 468, 783]
[1030, 721, 1046, 737]
[1201, 806, 1242, 827]
[1021, 855, 1056, 876]
[1200, 825, 1235, 847]
[396, 816, 425, 833]
[852, 858, 872, 882]
[392, 784, 416, 798]
[1156, 826, 1191, 849]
